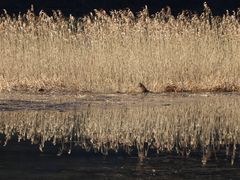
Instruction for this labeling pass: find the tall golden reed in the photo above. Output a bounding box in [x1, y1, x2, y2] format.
[0, 4, 240, 93]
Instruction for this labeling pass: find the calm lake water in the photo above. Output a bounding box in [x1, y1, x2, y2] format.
[1, 92, 240, 179]
[1, 150, 240, 179]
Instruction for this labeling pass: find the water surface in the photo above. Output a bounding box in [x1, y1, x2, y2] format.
[0, 92, 240, 179]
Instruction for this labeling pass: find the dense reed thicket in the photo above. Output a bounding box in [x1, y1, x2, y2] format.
[1, 4, 240, 93]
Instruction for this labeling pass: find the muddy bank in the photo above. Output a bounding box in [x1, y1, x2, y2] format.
[0, 92, 238, 111]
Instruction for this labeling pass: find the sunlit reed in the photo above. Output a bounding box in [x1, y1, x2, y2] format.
[0, 5, 240, 93]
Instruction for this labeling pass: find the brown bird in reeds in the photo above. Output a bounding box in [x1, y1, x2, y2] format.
[138, 83, 150, 93]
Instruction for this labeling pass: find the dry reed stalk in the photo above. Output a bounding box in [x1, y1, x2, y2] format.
[0, 4, 240, 93]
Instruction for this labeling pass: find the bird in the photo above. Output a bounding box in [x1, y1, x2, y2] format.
[138, 83, 150, 93]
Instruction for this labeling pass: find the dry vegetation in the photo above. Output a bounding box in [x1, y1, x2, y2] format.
[1, 96, 240, 164]
[1, 4, 240, 93]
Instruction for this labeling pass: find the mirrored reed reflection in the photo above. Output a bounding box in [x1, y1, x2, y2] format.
[1, 96, 240, 164]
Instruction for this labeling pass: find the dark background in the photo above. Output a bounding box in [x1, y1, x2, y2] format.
[1, 0, 240, 17]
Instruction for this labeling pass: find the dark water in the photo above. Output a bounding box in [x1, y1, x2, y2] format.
[1, 151, 240, 179]
[1, 93, 240, 179]
[0, 141, 240, 180]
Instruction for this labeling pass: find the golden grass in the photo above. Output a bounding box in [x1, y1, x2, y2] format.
[1, 4, 240, 93]
[1, 96, 240, 164]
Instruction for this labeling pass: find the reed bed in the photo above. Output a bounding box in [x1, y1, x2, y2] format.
[1, 5, 240, 93]
[1, 96, 240, 164]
